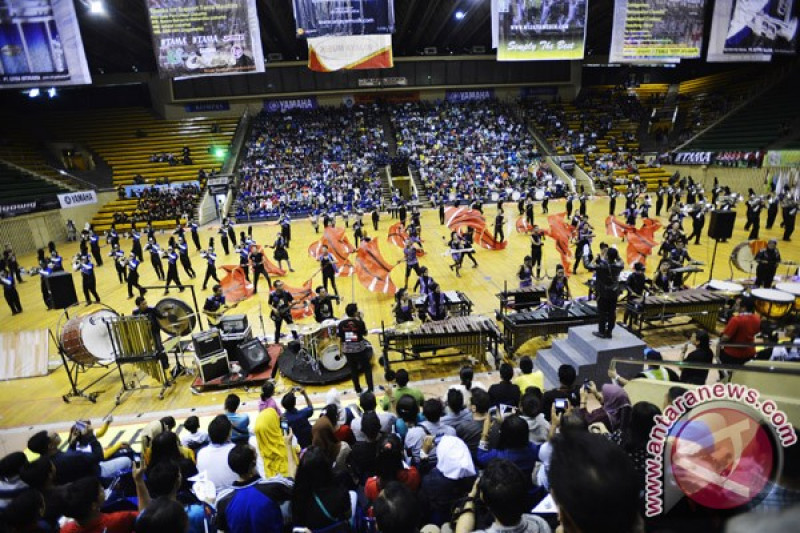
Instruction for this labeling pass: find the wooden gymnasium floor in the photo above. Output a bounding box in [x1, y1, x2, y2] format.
[0, 197, 797, 436]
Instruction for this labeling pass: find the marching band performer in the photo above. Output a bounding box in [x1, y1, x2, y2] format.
[754, 239, 781, 288]
[653, 260, 675, 293]
[107, 223, 120, 247]
[413, 265, 435, 296]
[589, 246, 624, 339]
[393, 289, 415, 323]
[318, 244, 339, 297]
[163, 245, 183, 294]
[237, 241, 251, 282]
[687, 204, 708, 245]
[189, 217, 201, 251]
[89, 229, 103, 266]
[401, 237, 423, 291]
[447, 232, 465, 277]
[49, 249, 64, 272]
[108, 244, 126, 284]
[0, 267, 22, 315]
[425, 283, 448, 322]
[529, 226, 544, 279]
[200, 243, 219, 291]
[462, 226, 478, 268]
[518, 256, 533, 289]
[548, 265, 571, 307]
[36, 249, 53, 309]
[126, 251, 147, 299]
[766, 192, 779, 230]
[494, 205, 505, 243]
[76, 255, 101, 306]
[145, 237, 165, 281]
[130, 224, 143, 261]
[572, 217, 593, 275]
[309, 286, 340, 323]
[177, 236, 196, 279]
[280, 212, 291, 247]
[218, 220, 231, 255]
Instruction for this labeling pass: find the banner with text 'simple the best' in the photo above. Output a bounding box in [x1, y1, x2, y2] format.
[308, 34, 393, 72]
[293, 0, 395, 38]
[146, 0, 265, 79]
[0, 0, 92, 88]
[609, 0, 706, 63]
[495, 0, 587, 60]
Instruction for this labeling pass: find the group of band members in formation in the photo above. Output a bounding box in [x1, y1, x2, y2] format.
[1, 176, 798, 340]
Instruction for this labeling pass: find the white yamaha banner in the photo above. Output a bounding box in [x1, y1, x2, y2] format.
[57, 190, 97, 209]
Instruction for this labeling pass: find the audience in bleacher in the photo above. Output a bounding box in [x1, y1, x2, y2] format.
[111, 183, 200, 224]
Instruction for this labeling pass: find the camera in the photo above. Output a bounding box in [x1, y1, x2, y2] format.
[554, 398, 568, 414]
[280, 419, 289, 435]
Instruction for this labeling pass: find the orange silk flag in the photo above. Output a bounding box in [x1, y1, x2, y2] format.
[308, 227, 355, 277]
[354, 239, 397, 295]
[444, 207, 508, 251]
[543, 212, 574, 273]
[387, 222, 425, 256]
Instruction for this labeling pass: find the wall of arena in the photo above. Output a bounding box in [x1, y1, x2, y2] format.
[661, 165, 771, 196]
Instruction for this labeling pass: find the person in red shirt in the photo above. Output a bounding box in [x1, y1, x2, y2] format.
[60, 462, 150, 533]
[364, 434, 420, 502]
[720, 298, 762, 366]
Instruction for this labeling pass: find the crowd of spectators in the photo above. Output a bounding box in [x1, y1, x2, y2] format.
[391, 100, 560, 203]
[235, 106, 388, 220]
[112, 183, 200, 224]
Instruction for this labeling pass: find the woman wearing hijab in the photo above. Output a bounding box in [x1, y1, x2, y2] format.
[579, 382, 631, 432]
[312, 405, 351, 477]
[255, 407, 297, 478]
[418, 435, 477, 526]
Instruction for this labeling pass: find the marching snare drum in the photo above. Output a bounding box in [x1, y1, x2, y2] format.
[775, 282, 800, 311]
[708, 280, 745, 296]
[534, 188, 545, 201]
[751, 288, 795, 319]
[61, 309, 119, 366]
[511, 191, 521, 201]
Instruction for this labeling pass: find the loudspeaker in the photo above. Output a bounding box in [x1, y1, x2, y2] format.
[196, 350, 229, 384]
[45, 271, 78, 309]
[192, 329, 223, 358]
[236, 338, 269, 374]
[708, 210, 736, 241]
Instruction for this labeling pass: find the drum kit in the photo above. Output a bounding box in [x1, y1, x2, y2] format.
[298, 319, 347, 374]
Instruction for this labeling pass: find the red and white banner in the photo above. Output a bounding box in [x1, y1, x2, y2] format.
[308, 34, 393, 72]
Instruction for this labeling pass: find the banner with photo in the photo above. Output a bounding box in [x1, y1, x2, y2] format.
[293, 0, 395, 38]
[609, 0, 706, 63]
[146, 0, 265, 79]
[767, 150, 800, 167]
[494, 0, 587, 60]
[709, 0, 798, 57]
[307, 34, 393, 72]
[0, 0, 92, 88]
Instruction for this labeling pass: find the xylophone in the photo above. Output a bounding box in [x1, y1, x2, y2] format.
[380, 315, 503, 369]
[496, 282, 549, 315]
[625, 288, 727, 335]
[413, 290, 474, 317]
[502, 300, 599, 355]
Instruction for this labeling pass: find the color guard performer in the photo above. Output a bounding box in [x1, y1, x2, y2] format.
[270, 231, 294, 273]
[249, 244, 271, 294]
[400, 238, 423, 290]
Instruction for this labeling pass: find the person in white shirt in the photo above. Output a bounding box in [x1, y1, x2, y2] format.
[350, 391, 396, 442]
[196, 415, 238, 495]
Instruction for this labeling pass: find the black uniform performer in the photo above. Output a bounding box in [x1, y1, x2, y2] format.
[2, 245, 22, 283]
[249, 246, 271, 294]
[36, 250, 53, 309]
[372, 208, 380, 231]
[177, 238, 196, 279]
[271, 233, 293, 272]
[310, 286, 340, 323]
[130, 225, 143, 261]
[783, 198, 797, 242]
[754, 240, 781, 288]
[609, 190, 618, 217]
[655, 184, 665, 217]
[201, 246, 220, 290]
[280, 213, 291, 247]
[133, 296, 168, 368]
[687, 205, 706, 245]
[218, 223, 231, 255]
[0, 268, 22, 315]
[494, 206, 505, 243]
[525, 198, 535, 228]
[462, 227, 478, 268]
[748, 195, 763, 240]
[126, 253, 147, 299]
[164, 247, 183, 294]
[530, 228, 544, 279]
[109, 245, 127, 284]
[337, 303, 373, 392]
[589, 246, 624, 339]
[89, 231, 103, 266]
[269, 281, 298, 341]
[189, 219, 201, 251]
[766, 194, 779, 229]
[353, 218, 365, 248]
[318, 245, 339, 296]
[145, 238, 165, 281]
[225, 218, 237, 248]
[77, 256, 101, 305]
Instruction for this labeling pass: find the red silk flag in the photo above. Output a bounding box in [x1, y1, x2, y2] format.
[444, 207, 508, 251]
[309, 227, 355, 277]
[219, 265, 253, 303]
[387, 222, 425, 256]
[283, 279, 315, 320]
[354, 239, 397, 295]
[248, 244, 286, 277]
[605, 216, 663, 267]
[543, 212, 574, 273]
[516, 216, 533, 233]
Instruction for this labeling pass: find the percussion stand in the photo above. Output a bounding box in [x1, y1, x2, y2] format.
[707, 238, 722, 284]
[142, 284, 205, 331]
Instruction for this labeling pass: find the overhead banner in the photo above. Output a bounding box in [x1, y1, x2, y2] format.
[709, 0, 798, 58]
[609, 0, 706, 63]
[146, 0, 265, 78]
[57, 190, 97, 209]
[494, 0, 587, 60]
[0, 197, 59, 218]
[292, 0, 395, 37]
[0, 0, 92, 89]
[308, 34, 393, 72]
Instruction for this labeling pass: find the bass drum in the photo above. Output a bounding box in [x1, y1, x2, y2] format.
[61, 309, 119, 366]
[319, 343, 347, 371]
[730, 242, 755, 274]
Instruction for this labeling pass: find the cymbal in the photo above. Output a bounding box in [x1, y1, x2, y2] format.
[298, 323, 321, 336]
[394, 320, 421, 334]
[155, 297, 196, 336]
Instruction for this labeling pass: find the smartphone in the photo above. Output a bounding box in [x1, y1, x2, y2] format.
[74, 420, 87, 432]
[280, 419, 289, 435]
[554, 398, 568, 414]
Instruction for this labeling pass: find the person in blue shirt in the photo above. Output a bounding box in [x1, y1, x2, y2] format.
[49, 250, 64, 272]
[1, 267, 22, 315]
[178, 237, 196, 279]
[189, 218, 201, 251]
[130, 224, 143, 261]
[109, 244, 127, 284]
[89, 230, 103, 266]
[77, 255, 100, 306]
[126, 252, 147, 299]
[280, 388, 315, 449]
[164, 246, 183, 294]
[224, 394, 251, 445]
[426, 283, 448, 322]
[201, 244, 219, 291]
[145, 237, 165, 281]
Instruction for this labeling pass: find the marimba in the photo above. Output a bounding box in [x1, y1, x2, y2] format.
[501, 300, 599, 355]
[380, 315, 503, 369]
[625, 288, 727, 335]
[496, 282, 548, 315]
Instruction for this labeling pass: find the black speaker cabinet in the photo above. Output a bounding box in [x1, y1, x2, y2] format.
[236, 338, 269, 374]
[196, 350, 229, 384]
[45, 271, 78, 309]
[708, 210, 736, 241]
[192, 328, 223, 358]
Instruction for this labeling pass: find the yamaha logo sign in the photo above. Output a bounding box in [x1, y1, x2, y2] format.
[57, 190, 97, 209]
[673, 152, 714, 165]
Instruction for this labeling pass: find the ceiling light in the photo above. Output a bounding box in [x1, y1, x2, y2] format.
[89, 1, 104, 14]
[28, 88, 40, 98]
[455, 11, 465, 20]
[47, 88, 57, 98]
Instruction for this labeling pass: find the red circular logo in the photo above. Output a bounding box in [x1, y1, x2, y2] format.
[670, 407, 775, 509]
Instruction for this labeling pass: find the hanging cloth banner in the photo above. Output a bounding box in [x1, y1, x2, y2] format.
[292, 0, 395, 37]
[145, 0, 265, 78]
[308, 34, 393, 72]
[494, 0, 587, 61]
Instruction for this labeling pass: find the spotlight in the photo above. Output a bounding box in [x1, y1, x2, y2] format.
[89, 1, 104, 14]
[27, 88, 40, 98]
[455, 11, 465, 20]
[47, 87, 57, 98]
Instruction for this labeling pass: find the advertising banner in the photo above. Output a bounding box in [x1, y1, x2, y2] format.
[445, 89, 495, 103]
[0, 0, 92, 88]
[767, 150, 800, 166]
[0, 197, 59, 218]
[146, 0, 265, 79]
[709, 0, 798, 57]
[264, 97, 318, 113]
[292, 0, 395, 38]
[57, 190, 97, 209]
[495, 0, 587, 60]
[609, 0, 706, 63]
[673, 151, 714, 165]
[308, 34, 393, 71]
[184, 101, 231, 113]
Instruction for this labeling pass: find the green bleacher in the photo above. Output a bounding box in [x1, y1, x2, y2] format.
[0, 161, 68, 204]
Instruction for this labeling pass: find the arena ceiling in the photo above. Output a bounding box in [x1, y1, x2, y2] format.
[79, 0, 614, 74]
